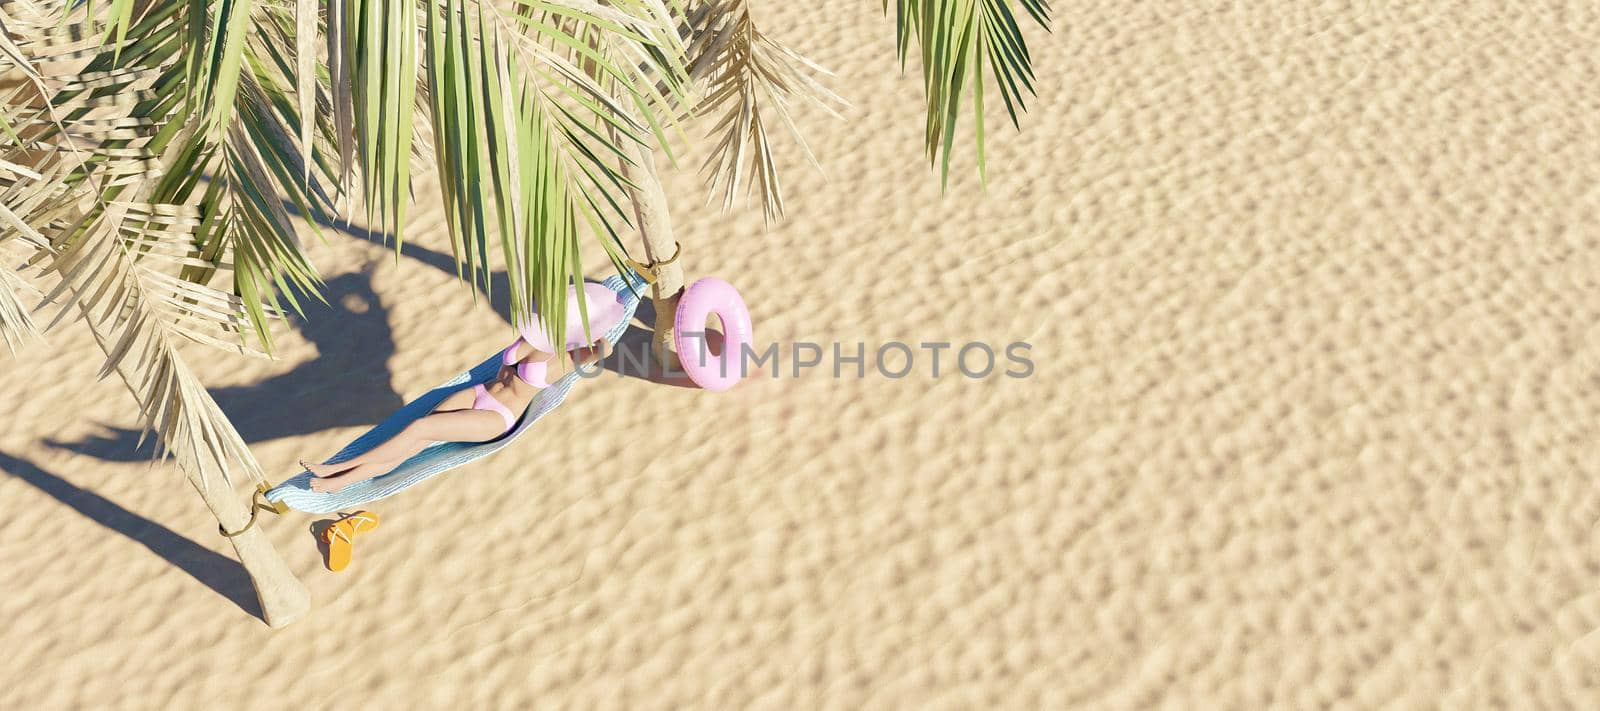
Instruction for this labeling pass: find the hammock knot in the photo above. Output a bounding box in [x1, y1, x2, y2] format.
[219, 483, 289, 538]
[624, 242, 681, 285]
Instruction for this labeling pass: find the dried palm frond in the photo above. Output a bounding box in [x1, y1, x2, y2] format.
[0, 1, 332, 488]
[39, 197, 267, 487]
[0, 248, 40, 353]
[685, 0, 844, 222]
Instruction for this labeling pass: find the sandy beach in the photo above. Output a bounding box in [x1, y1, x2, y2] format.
[4, 1, 1600, 707]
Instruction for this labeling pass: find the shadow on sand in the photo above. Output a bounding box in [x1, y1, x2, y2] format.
[49, 267, 407, 461]
[0, 450, 263, 622]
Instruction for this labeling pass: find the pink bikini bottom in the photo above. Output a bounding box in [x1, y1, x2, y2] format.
[472, 384, 517, 432]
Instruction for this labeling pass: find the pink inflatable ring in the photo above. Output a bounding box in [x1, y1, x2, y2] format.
[674, 277, 753, 391]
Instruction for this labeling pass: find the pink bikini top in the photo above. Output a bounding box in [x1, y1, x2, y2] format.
[501, 341, 552, 389]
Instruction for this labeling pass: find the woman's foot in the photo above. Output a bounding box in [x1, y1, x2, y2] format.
[301, 459, 345, 478]
[309, 473, 354, 493]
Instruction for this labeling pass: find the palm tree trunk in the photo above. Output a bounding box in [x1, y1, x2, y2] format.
[65, 278, 310, 628]
[101, 351, 310, 627]
[202, 478, 311, 628]
[619, 139, 685, 368]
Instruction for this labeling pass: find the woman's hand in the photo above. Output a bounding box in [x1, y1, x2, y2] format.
[523, 336, 610, 379]
[569, 337, 612, 369]
[515, 343, 556, 365]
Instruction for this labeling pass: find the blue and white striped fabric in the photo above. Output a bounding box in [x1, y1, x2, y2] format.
[266, 272, 646, 514]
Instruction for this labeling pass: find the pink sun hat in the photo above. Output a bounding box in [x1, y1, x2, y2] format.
[513, 282, 629, 353]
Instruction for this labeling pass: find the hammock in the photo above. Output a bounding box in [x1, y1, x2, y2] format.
[266, 272, 646, 514]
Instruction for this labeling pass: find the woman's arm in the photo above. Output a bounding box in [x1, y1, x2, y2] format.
[511, 339, 555, 365]
[568, 337, 613, 368]
[512, 336, 609, 378]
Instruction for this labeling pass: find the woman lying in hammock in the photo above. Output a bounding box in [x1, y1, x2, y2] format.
[299, 328, 613, 493]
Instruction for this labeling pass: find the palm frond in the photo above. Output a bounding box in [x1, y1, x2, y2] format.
[194, 0, 257, 137]
[686, 0, 844, 221]
[40, 198, 266, 487]
[0, 250, 41, 353]
[885, 0, 1050, 186]
[332, 0, 417, 245]
[0, 0, 337, 488]
[405, 0, 687, 345]
[294, 0, 316, 184]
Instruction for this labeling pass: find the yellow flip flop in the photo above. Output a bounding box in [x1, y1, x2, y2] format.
[321, 510, 380, 572]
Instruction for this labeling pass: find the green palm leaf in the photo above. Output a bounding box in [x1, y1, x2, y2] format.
[399, 0, 688, 345]
[885, 0, 1050, 186]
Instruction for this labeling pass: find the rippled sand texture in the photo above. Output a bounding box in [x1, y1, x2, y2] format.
[4, 1, 1600, 708]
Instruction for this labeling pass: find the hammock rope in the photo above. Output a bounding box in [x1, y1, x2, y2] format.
[624, 241, 680, 285]
[218, 483, 291, 538]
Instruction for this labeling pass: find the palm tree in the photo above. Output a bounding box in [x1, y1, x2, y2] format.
[0, 0, 1049, 626]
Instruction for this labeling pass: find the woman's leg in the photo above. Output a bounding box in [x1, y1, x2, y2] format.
[303, 387, 479, 477]
[311, 457, 409, 490]
[309, 408, 507, 492]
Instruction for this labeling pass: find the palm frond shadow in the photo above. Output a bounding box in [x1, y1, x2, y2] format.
[48, 267, 406, 461]
[601, 310, 704, 389]
[0, 451, 263, 622]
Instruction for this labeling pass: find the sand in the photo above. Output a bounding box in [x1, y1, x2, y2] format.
[4, 1, 1600, 708]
